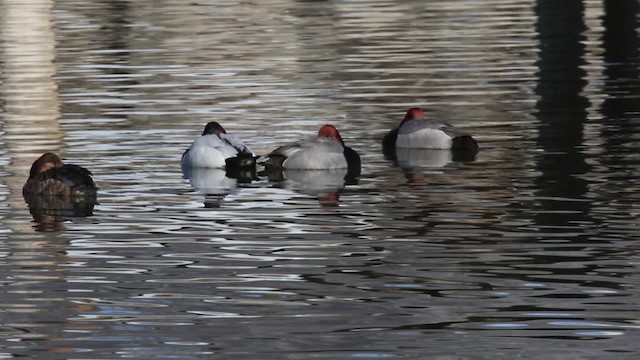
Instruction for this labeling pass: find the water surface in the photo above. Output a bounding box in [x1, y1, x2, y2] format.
[1, 0, 640, 359]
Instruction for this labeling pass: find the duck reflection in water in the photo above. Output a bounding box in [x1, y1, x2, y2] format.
[25, 195, 96, 232]
[264, 168, 356, 207]
[22, 152, 97, 232]
[182, 166, 255, 208]
[394, 147, 478, 188]
[396, 147, 477, 167]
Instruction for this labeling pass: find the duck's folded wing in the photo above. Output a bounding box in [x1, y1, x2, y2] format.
[56, 165, 96, 189]
[195, 134, 239, 159]
[32, 164, 96, 191]
[220, 133, 254, 156]
[267, 139, 305, 157]
[399, 119, 444, 133]
[261, 139, 307, 169]
[402, 119, 471, 139]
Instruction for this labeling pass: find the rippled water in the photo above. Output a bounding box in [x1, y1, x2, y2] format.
[1, 0, 640, 358]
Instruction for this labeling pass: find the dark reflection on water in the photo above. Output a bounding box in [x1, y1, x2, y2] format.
[533, 1, 593, 237]
[24, 193, 96, 232]
[1, 0, 640, 359]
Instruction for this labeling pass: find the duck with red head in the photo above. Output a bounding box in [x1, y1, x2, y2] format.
[182, 121, 256, 171]
[263, 124, 361, 178]
[382, 107, 478, 159]
[23, 152, 97, 197]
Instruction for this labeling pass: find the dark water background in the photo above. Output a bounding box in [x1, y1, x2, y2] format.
[1, 0, 640, 359]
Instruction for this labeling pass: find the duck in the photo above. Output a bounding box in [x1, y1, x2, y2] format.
[181, 122, 256, 169]
[262, 124, 361, 176]
[23, 152, 97, 197]
[382, 107, 478, 156]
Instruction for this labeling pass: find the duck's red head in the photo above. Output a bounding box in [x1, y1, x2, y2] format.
[318, 124, 344, 146]
[29, 152, 63, 179]
[400, 107, 427, 125]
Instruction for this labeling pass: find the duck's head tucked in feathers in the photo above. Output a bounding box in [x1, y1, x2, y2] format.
[28, 152, 63, 180]
[401, 107, 427, 125]
[318, 124, 344, 146]
[202, 122, 226, 136]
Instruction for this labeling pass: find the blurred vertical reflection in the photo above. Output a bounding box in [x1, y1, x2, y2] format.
[533, 1, 593, 232]
[0, 0, 62, 231]
[598, 0, 640, 221]
[55, 1, 134, 124]
[601, 0, 640, 143]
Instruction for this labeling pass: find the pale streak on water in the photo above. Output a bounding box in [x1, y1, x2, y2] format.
[0, 0, 639, 359]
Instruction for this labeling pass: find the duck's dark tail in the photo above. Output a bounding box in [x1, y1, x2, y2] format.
[226, 152, 256, 169]
[451, 135, 479, 161]
[451, 135, 479, 153]
[225, 152, 257, 182]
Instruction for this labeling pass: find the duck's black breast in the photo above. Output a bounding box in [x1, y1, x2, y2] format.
[382, 128, 399, 160]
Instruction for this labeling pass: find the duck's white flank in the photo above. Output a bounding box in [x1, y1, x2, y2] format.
[182, 133, 254, 168]
[279, 137, 348, 170]
[396, 119, 454, 149]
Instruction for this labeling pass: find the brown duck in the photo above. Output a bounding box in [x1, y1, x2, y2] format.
[23, 152, 97, 197]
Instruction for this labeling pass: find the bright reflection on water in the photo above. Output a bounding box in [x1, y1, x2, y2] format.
[1, 0, 640, 358]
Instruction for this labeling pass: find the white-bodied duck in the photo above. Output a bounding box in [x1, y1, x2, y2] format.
[383, 107, 478, 155]
[181, 121, 255, 169]
[263, 124, 361, 177]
